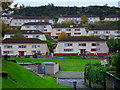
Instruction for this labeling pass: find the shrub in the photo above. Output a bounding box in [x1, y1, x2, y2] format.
[113, 53, 120, 78]
[2, 71, 8, 78]
[84, 64, 115, 86]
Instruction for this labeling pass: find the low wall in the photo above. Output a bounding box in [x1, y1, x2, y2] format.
[106, 71, 120, 90]
[85, 79, 105, 89]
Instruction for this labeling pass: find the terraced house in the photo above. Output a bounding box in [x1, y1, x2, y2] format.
[9, 16, 54, 28]
[104, 15, 120, 21]
[51, 25, 87, 37]
[21, 22, 53, 34]
[87, 26, 120, 40]
[54, 36, 109, 56]
[1, 38, 49, 56]
[57, 15, 100, 24]
[3, 30, 47, 40]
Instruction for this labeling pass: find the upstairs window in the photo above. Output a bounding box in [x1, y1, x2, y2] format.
[92, 43, 96, 46]
[91, 49, 97, 51]
[64, 43, 72, 46]
[36, 45, 40, 48]
[82, 43, 86, 46]
[18, 45, 26, 48]
[32, 45, 36, 48]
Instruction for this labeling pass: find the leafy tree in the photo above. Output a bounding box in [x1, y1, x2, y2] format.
[12, 32, 25, 38]
[58, 31, 68, 40]
[113, 53, 120, 78]
[61, 20, 75, 25]
[2, 23, 11, 36]
[44, 17, 49, 22]
[80, 15, 88, 26]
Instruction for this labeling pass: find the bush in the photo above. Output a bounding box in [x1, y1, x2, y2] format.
[2, 71, 8, 78]
[84, 64, 115, 86]
[113, 53, 120, 78]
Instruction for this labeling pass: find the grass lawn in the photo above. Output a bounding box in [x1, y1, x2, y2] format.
[55, 56, 82, 59]
[6, 57, 104, 71]
[2, 60, 70, 88]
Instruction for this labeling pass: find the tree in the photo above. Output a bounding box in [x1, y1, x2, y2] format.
[2, 23, 11, 36]
[80, 15, 88, 26]
[58, 31, 68, 40]
[61, 20, 75, 25]
[44, 17, 49, 22]
[12, 32, 25, 38]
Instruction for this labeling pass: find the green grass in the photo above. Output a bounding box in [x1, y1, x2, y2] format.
[6, 57, 103, 71]
[2, 60, 70, 88]
[55, 56, 82, 59]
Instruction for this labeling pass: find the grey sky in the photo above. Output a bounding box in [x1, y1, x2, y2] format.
[12, 0, 120, 7]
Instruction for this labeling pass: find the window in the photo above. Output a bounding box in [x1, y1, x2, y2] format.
[18, 45, 26, 48]
[82, 43, 86, 46]
[97, 49, 100, 51]
[64, 43, 72, 46]
[91, 49, 96, 51]
[44, 29, 47, 31]
[36, 45, 40, 48]
[75, 29, 80, 31]
[57, 29, 61, 31]
[26, 26, 30, 28]
[32, 45, 36, 48]
[56, 33, 60, 35]
[92, 43, 96, 46]
[15, 23, 17, 25]
[10, 36, 13, 38]
[36, 35, 39, 38]
[64, 49, 73, 52]
[97, 43, 99, 46]
[32, 51, 36, 54]
[79, 44, 81, 46]
[9, 51, 13, 54]
[9, 46, 12, 48]
[19, 23, 21, 25]
[4, 46, 7, 49]
[70, 49, 73, 51]
[44, 26, 47, 28]
[64, 49, 68, 52]
[37, 51, 41, 53]
[26, 35, 28, 37]
[3, 51, 7, 54]
[33, 35, 35, 38]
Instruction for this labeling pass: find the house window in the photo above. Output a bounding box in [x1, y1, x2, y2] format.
[64, 43, 72, 46]
[64, 49, 68, 52]
[37, 51, 41, 54]
[4, 46, 7, 49]
[82, 43, 86, 46]
[36, 45, 40, 48]
[70, 49, 73, 51]
[19, 23, 21, 25]
[91, 49, 96, 51]
[44, 26, 47, 28]
[9, 51, 13, 54]
[33, 35, 35, 38]
[3, 51, 7, 54]
[26, 35, 28, 37]
[56, 33, 60, 35]
[57, 29, 61, 31]
[10, 36, 13, 38]
[32, 51, 36, 54]
[15, 23, 17, 25]
[75, 29, 80, 31]
[36, 35, 39, 38]
[92, 43, 96, 46]
[32, 45, 36, 48]
[18, 45, 26, 48]
[97, 49, 100, 51]
[44, 29, 47, 31]
[79, 44, 81, 46]
[9, 46, 12, 48]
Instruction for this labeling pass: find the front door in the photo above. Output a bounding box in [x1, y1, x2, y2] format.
[81, 49, 86, 54]
[19, 51, 24, 56]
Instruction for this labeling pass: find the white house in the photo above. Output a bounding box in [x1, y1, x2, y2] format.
[21, 22, 53, 34]
[87, 26, 120, 40]
[104, 15, 120, 21]
[1, 15, 15, 24]
[3, 30, 47, 40]
[9, 16, 54, 28]
[51, 25, 87, 37]
[54, 36, 109, 56]
[1, 38, 49, 56]
[57, 15, 100, 24]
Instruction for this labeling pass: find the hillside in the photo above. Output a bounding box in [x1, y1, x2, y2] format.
[2, 60, 70, 88]
[13, 4, 120, 19]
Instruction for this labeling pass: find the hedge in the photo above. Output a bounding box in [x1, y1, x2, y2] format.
[84, 64, 115, 86]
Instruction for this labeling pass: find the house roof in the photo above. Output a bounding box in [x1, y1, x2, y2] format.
[6, 30, 44, 34]
[105, 15, 120, 18]
[23, 22, 52, 26]
[13, 16, 51, 19]
[60, 15, 99, 18]
[53, 25, 85, 28]
[59, 36, 106, 42]
[89, 26, 120, 31]
[2, 38, 46, 44]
